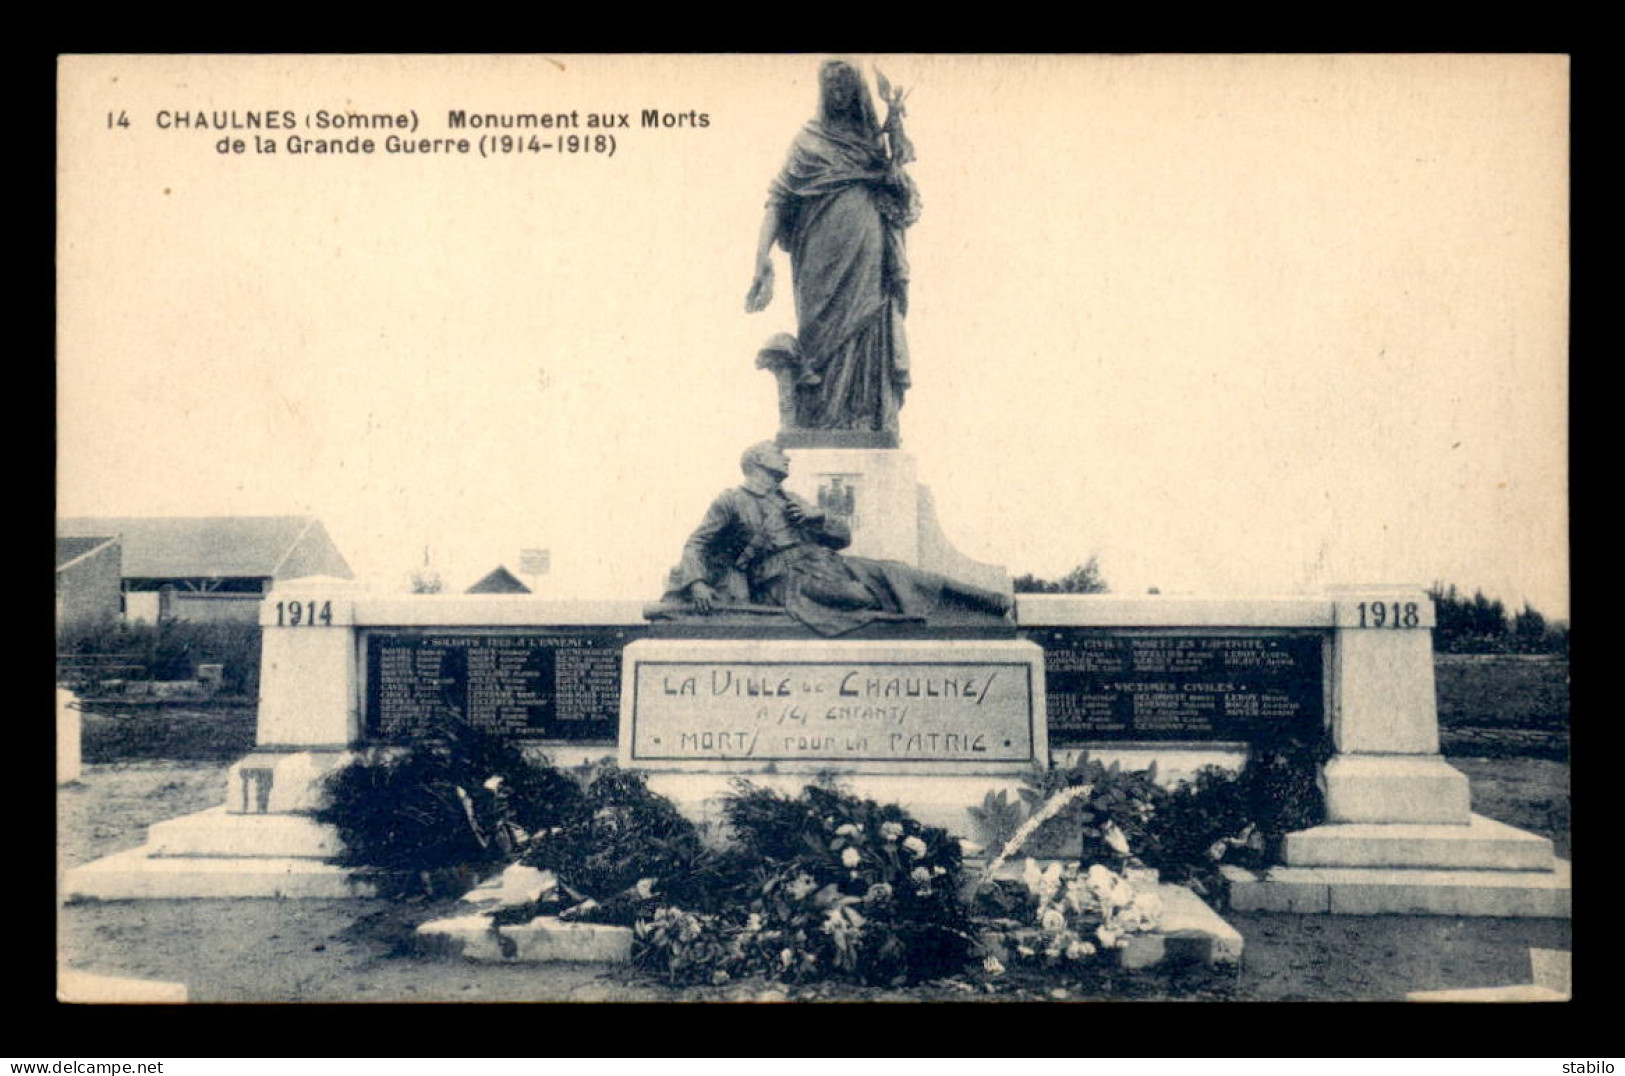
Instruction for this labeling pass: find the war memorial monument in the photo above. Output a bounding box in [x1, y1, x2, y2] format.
[65, 60, 1570, 923]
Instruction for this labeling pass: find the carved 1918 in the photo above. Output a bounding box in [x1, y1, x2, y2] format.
[1355, 601, 1421, 629]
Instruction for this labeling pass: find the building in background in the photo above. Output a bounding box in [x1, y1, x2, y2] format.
[56, 535, 123, 638]
[466, 566, 531, 594]
[56, 516, 353, 624]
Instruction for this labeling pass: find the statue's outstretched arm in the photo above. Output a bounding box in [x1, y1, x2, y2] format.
[746, 203, 780, 313]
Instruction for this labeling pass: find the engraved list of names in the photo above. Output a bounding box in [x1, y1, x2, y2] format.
[1030, 630, 1324, 744]
[366, 629, 634, 742]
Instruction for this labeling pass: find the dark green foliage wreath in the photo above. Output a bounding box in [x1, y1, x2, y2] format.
[631, 779, 973, 986]
[315, 716, 582, 896]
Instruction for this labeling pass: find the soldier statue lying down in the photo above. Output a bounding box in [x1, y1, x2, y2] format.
[660, 441, 1011, 637]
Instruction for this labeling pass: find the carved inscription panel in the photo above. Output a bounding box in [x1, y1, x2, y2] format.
[365, 629, 635, 742]
[1029, 630, 1325, 743]
[628, 660, 1038, 765]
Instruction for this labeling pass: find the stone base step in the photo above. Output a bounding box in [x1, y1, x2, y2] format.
[1408, 984, 1568, 1002]
[415, 914, 635, 963]
[1285, 814, 1556, 871]
[414, 882, 1240, 971]
[59, 969, 189, 1003]
[1407, 946, 1572, 1002]
[63, 845, 374, 900]
[1121, 883, 1243, 969]
[1221, 859, 1571, 917]
[1322, 755, 1471, 825]
[977, 861, 1243, 968]
[147, 805, 342, 859]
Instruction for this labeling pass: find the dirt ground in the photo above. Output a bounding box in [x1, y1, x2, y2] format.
[56, 759, 1572, 1003]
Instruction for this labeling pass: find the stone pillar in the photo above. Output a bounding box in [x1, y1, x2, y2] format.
[57, 688, 81, 784]
[226, 578, 362, 816]
[782, 448, 1011, 595]
[62, 577, 371, 898]
[782, 447, 920, 564]
[255, 579, 359, 748]
[1324, 588, 1469, 825]
[1224, 586, 1569, 916]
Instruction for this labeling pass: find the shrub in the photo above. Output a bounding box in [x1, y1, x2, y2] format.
[1012, 556, 1109, 595]
[521, 764, 713, 918]
[967, 725, 1331, 905]
[58, 619, 263, 696]
[315, 717, 582, 896]
[151, 620, 263, 695]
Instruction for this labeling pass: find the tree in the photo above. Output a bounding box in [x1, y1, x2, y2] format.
[1426, 582, 1564, 654]
[409, 544, 445, 594]
[1512, 602, 1547, 643]
[1012, 556, 1109, 594]
[409, 569, 445, 594]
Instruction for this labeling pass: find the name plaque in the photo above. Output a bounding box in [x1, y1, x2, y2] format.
[627, 659, 1038, 765]
[1028, 630, 1325, 744]
[365, 628, 636, 742]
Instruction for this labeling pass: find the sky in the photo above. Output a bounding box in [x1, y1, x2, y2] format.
[57, 54, 1569, 618]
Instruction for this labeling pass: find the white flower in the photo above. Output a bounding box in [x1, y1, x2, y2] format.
[1065, 940, 1096, 961]
[1102, 821, 1131, 855]
[982, 955, 1005, 976]
[1086, 863, 1117, 893]
[910, 867, 932, 885]
[745, 912, 764, 932]
[633, 877, 656, 900]
[482, 776, 505, 791]
[1040, 907, 1067, 934]
[880, 822, 904, 841]
[835, 823, 862, 837]
[1096, 926, 1121, 949]
[841, 846, 861, 869]
[1029, 860, 1062, 902]
[902, 835, 929, 858]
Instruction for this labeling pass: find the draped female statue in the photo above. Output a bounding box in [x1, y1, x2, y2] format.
[747, 60, 921, 443]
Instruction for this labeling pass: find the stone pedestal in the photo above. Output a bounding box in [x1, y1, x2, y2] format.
[782, 448, 920, 565]
[63, 584, 1569, 915]
[783, 447, 1009, 595]
[63, 578, 365, 900]
[57, 688, 81, 785]
[1225, 587, 1570, 917]
[620, 636, 1046, 835]
[621, 637, 1047, 775]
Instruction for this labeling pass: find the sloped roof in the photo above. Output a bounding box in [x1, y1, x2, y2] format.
[466, 566, 531, 594]
[56, 535, 117, 570]
[56, 516, 350, 580]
